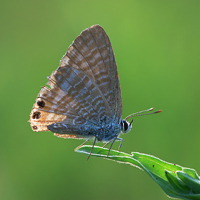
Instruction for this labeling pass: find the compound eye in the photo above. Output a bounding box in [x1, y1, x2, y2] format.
[121, 120, 129, 132]
[123, 121, 128, 131]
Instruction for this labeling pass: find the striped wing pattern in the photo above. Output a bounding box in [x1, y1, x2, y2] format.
[29, 25, 122, 139]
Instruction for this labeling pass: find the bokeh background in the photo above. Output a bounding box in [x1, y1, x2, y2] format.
[1, 0, 200, 199]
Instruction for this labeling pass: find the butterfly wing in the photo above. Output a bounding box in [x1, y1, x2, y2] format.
[67, 25, 122, 122]
[29, 25, 122, 138]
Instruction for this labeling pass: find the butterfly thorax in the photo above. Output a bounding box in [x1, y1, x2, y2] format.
[82, 119, 132, 141]
[80, 121, 122, 142]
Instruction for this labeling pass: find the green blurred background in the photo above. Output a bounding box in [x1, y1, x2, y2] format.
[1, 0, 200, 199]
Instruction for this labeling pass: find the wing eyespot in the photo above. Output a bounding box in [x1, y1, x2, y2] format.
[32, 126, 38, 130]
[37, 100, 45, 108]
[32, 111, 41, 119]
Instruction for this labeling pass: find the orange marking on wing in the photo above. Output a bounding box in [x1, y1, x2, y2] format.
[54, 133, 84, 139]
[29, 103, 66, 132]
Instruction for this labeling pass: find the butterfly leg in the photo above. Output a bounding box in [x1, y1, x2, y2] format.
[74, 137, 91, 151]
[103, 141, 111, 148]
[87, 137, 97, 161]
[107, 137, 118, 157]
[116, 138, 123, 151]
[103, 138, 123, 151]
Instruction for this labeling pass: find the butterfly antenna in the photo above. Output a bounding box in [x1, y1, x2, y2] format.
[87, 137, 97, 161]
[125, 107, 162, 120]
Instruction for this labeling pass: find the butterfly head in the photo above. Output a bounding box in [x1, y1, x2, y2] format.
[121, 119, 133, 134]
[121, 108, 162, 134]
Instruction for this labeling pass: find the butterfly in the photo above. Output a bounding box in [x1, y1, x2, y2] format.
[29, 25, 161, 160]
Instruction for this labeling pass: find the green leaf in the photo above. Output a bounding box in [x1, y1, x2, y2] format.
[76, 145, 200, 200]
[177, 171, 200, 193]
